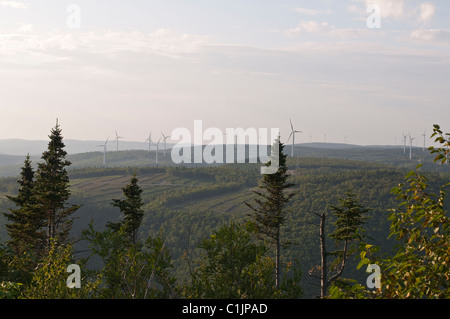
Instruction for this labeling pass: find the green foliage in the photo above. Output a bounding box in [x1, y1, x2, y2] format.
[429, 124, 450, 164]
[187, 221, 276, 299]
[328, 189, 370, 272]
[0, 281, 23, 299]
[308, 189, 370, 298]
[82, 223, 177, 299]
[384, 167, 449, 298]
[278, 259, 303, 299]
[107, 175, 145, 245]
[0, 245, 23, 299]
[353, 167, 449, 299]
[30, 122, 80, 253]
[329, 189, 369, 244]
[3, 155, 40, 264]
[328, 278, 368, 299]
[245, 137, 295, 287]
[21, 239, 98, 299]
[246, 138, 294, 243]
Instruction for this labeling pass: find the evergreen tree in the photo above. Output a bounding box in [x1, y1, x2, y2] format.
[31, 120, 80, 253]
[329, 189, 369, 262]
[83, 224, 176, 299]
[309, 189, 369, 298]
[3, 154, 39, 256]
[107, 175, 144, 245]
[188, 221, 276, 299]
[245, 136, 295, 287]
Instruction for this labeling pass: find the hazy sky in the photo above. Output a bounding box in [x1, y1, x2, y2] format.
[1, 0, 449, 146]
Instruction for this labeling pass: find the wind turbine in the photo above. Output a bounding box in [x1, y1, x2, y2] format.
[145, 132, 153, 151]
[161, 132, 170, 157]
[288, 119, 302, 157]
[402, 133, 407, 154]
[97, 137, 109, 166]
[155, 137, 161, 165]
[113, 130, 123, 152]
[408, 133, 415, 160]
[422, 130, 427, 151]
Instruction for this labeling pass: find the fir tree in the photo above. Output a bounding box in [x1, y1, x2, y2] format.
[245, 136, 295, 287]
[107, 175, 145, 245]
[31, 120, 80, 253]
[309, 190, 369, 298]
[3, 154, 39, 256]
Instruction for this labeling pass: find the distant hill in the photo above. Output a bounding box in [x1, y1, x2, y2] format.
[0, 138, 154, 156]
[0, 139, 447, 177]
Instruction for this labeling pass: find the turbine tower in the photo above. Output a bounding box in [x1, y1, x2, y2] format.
[288, 119, 302, 157]
[145, 132, 153, 151]
[409, 133, 415, 160]
[97, 137, 109, 166]
[402, 133, 407, 154]
[161, 132, 170, 157]
[422, 130, 427, 151]
[155, 137, 161, 165]
[113, 130, 123, 152]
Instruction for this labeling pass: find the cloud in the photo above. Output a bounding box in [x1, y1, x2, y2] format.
[17, 23, 33, 33]
[410, 29, 450, 45]
[417, 2, 435, 24]
[294, 7, 331, 16]
[284, 21, 364, 39]
[350, 0, 405, 19]
[0, 29, 211, 59]
[285, 21, 331, 35]
[0, 1, 28, 9]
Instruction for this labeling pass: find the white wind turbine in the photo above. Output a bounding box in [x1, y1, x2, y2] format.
[402, 133, 407, 154]
[97, 137, 109, 166]
[113, 130, 123, 152]
[145, 132, 153, 151]
[155, 137, 161, 165]
[161, 132, 170, 157]
[422, 130, 427, 151]
[409, 133, 415, 160]
[288, 119, 302, 157]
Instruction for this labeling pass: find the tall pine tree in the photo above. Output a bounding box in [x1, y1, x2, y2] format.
[245, 136, 294, 288]
[107, 175, 145, 245]
[31, 120, 80, 253]
[4, 154, 39, 256]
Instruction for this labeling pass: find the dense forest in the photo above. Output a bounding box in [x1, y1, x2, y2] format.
[0, 123, 448, 299]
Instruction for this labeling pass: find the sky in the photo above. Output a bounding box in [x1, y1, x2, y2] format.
[0, 0, 449, 146]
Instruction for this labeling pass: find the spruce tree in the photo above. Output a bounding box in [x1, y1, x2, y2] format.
[3, 154, 39, 256]
[107, 175, 145, 245]
[309, 190, 369, 298]
[245, 136, 294, 288]
[31, 120, 80, 253]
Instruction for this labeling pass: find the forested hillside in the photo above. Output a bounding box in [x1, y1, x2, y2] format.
[1, 156, 448, 298]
